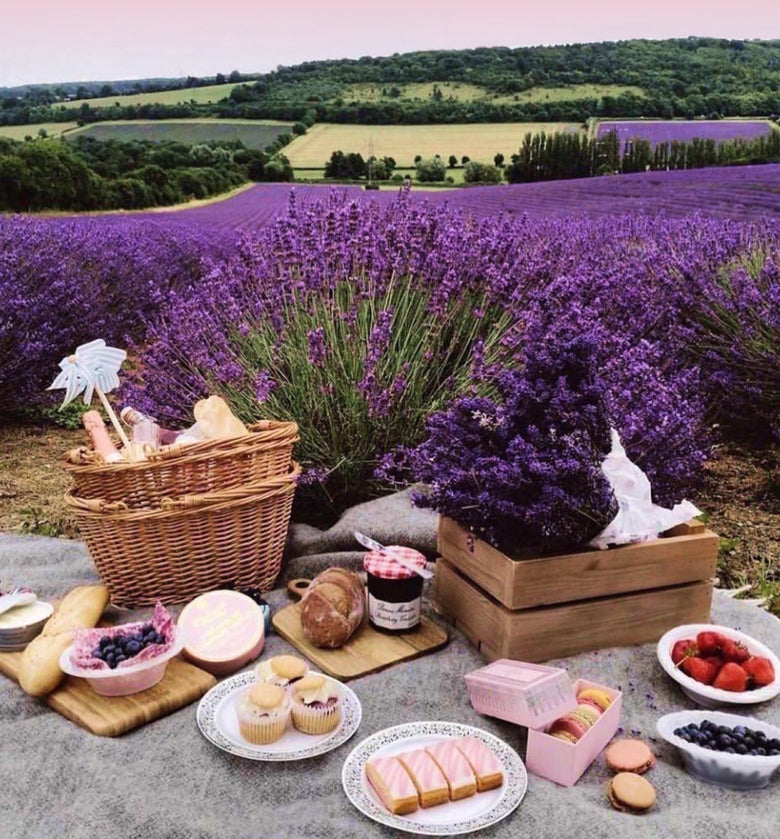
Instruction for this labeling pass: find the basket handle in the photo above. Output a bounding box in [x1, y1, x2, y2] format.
[160, 467, 300, 511]
[65, 496, 129, 513]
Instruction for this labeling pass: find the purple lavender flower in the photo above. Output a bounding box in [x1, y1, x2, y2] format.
[306, 327, 328, 368]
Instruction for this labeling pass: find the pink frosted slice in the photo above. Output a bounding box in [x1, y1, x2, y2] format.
[455, 737, 503, 778]
[366, 756, 417, 800]
[398, 749, 447, 794]
[425, 741, 476, 796]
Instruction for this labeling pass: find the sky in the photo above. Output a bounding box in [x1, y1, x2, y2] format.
[2, 0, 779, 88]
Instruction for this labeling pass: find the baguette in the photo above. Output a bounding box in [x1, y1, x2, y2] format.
[18, 584, 109, 697]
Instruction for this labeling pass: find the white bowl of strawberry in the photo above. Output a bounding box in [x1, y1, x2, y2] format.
[657, 624, 780, 708]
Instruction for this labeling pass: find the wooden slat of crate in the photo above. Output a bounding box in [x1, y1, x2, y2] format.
[437, 517, 718, 611]
[433, 559, 713, 663]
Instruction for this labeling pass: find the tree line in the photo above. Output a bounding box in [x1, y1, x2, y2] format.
[0, 135, 292, 212]
[504, 128, 780, 183]
[5, 39, 780, 128]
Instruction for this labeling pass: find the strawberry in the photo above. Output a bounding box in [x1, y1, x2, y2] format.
[702, 654, 725, 672]
[712, 662, 748, 692]
[721, 638, 750, 664]
[696, 631, 727, 656]
[671, 638, 698, 665]
[742, 656, 776, 688]
[681, 656, 720, 685]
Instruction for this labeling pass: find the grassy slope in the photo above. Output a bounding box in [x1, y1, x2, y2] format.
[0, 122, 79, 139]
[285, 122, 581, 168]
[342, 81, 645, 105]
[57, 82, 241, 110]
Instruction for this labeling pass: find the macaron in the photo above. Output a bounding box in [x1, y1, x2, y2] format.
[605, 738, 656, 774]
[606, 772, 656, 814]
[577, 687, 613, 714]
[548, 708, 597, 743]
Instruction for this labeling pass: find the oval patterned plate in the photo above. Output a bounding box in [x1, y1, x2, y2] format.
[342, 721, 527, 835]
[196, 671, 362, 761]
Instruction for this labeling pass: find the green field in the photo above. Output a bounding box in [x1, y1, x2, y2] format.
[58, 83, 242, 110]
[0, 122, 78, 140]
[341, 81, 644, 106]
[285, 122, 582, 169]
[65, 119, 292, 148]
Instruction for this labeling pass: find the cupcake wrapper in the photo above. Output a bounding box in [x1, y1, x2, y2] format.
[238, 710, 289, 745]
[291, 700, 342, 735]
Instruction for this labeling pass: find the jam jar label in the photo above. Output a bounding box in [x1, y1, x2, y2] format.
[368, 593, 421, 630]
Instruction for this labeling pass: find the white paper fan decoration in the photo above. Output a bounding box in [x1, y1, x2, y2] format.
[48, 339, 127, 407]
[48, 339, 130, 447]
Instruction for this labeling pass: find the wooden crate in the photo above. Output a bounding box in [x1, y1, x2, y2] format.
[434, 559, 714, 663]
[437, 516, 718, 610]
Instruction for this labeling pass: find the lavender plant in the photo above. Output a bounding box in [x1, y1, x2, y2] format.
[380, 334, 618, 553]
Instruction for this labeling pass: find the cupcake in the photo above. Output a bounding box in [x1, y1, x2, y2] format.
[254, 655, 308, 689]
[290, 674, 343, 735]
[236, 682, 290, 744]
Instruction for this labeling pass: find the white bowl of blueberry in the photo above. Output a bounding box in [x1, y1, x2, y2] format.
[60, 603, 183, 696]
[657, 710, 780, 790]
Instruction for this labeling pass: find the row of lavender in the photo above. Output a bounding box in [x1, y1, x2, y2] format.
[132, 164, 780, 230]
[3, 189, 775, 519]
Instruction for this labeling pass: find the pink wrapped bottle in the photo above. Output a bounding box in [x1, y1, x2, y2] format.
[82, 411, 123, 463]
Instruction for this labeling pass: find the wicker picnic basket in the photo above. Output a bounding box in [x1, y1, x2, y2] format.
[64, 420, 299, 509]
[65, 465, 300, 607]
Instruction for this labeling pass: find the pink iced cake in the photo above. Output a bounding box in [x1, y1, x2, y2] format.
[397, 749, 449, 808]
[365, 756, 419, 815]
[425, 740, 477, 800]
[455, 737, 505, 791]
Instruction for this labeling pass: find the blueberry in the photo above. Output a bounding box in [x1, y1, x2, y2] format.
[744, 738, 755, 749]
[769, 739, 780, 750]
[755, 732, 767, 743]
[126, 641, 141, 656]
[680, 733, 693, 742]
[748, 749, 758, 756]
[733, 726, 747, 735]
[725, 747, 736, 753]
[718, 735, 733, 748]
[153, 633, 165, 644]
[735, 743, 748, 755]
[674, 728, 683, 736]
[769, 749, 780, 756]
[756, 747, 767, 756]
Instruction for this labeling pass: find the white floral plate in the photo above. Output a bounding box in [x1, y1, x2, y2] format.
[342, 721, 527, 836]
[196, 671, 362, 761]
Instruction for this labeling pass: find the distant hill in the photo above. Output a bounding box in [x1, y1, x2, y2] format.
[3, 38, 780, 127]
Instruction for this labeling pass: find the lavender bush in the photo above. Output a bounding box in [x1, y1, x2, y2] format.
[380, 334, 618, 553]
[0, 216, 234, 419]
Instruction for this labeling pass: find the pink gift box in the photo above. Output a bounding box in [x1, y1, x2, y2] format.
[464, 659, 578, 729]
[525, 678, 623, 787]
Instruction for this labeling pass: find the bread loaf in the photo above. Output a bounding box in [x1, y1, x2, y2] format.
[300, 568, 364, 648]
[18, 584, 109, 696]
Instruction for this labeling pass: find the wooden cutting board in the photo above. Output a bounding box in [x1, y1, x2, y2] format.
[272, 601, 449, 681]
[0, 649, 216, 737]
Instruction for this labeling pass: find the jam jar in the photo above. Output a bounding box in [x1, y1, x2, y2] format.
[364, 547, 427, 634]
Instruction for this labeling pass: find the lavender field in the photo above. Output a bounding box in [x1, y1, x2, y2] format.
[133, 164, 780, 229]
[597, 119, 772, 146]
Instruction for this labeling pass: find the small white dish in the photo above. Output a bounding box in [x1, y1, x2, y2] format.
[657, 623, 780, 708]
[197, 671, 362, 761]
[342, 721, 527, 836]
[657, 710, 780, 790]
[59, 635, 184, 696]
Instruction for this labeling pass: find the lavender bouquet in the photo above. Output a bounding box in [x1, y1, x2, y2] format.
[381, 334, 618, 554]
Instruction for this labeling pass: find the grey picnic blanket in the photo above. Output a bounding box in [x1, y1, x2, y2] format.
[1, 491, 779, 839]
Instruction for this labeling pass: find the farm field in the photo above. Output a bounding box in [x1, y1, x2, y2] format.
[57, 82, 241, 110]
[597, 119, 773, 146]
[128, 163, 780, 230]
[284, 122, 581, 168]
[64, 118, 292, 148]
[0, 121, 78, 139]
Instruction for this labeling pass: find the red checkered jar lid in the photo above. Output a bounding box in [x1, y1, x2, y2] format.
[363, 547, 427, 580]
